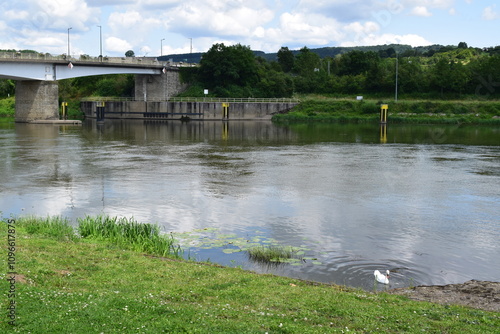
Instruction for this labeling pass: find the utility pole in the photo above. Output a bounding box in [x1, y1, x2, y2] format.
[161, 38, 165, 56]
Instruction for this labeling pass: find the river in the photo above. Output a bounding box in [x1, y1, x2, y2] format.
[1, 120, 499, 290]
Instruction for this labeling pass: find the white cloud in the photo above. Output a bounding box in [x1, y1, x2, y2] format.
[106, 36, 133, 53]
[482, 5, 499, 20]
[411, 6, 433, 17]
[265, 12, 344, 47]
[108, 10, 163, 49]
[165, 2, 274, 37]
[0, 0, 497, 56]
[403, 0, 453, 10]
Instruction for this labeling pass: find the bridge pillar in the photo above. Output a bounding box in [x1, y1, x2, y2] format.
[15, 81, 59, 122]
[134, 69, 186, 101]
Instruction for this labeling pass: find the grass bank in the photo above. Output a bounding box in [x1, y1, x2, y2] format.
[273, 98, 500, 125]
[1, 216, 498, 333]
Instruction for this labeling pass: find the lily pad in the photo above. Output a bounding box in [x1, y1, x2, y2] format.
[222, 248, 241, 254]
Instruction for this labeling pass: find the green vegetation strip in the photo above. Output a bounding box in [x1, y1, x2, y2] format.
[273, 99, 500, 125]
[1, 216, 498, 333]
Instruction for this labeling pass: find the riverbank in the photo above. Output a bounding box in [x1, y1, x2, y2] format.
[272, 98, 500, 124]
[1, 216, 498, 333]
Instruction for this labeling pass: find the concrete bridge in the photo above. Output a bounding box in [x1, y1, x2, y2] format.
[0, 52, 187, 122]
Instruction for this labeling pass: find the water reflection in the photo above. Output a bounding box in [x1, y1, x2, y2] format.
[0, 120, 499, 290]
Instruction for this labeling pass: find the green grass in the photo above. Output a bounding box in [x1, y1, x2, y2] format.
[77, 215, 181, 258]
[247, 245, 302, 264]
[16, 216, 78, 241]
[1, 216, 498, 333]
[273, 98, 500, 124]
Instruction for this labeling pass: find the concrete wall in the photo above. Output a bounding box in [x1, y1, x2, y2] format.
[81, 101, 299, 120]
[134, 69, 187, 101]
[15, 81, 59, 122]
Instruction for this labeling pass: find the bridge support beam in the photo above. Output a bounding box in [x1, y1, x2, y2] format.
[134, 70, 187, 101]
[15, 81, 59, 122]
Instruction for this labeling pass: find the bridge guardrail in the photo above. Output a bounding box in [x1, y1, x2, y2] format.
[0, 52, 196, 67]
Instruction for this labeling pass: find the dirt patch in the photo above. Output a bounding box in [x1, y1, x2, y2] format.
[389, 280, 500, 312]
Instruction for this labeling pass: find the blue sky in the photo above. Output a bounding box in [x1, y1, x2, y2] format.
[0, 0, 498, 57]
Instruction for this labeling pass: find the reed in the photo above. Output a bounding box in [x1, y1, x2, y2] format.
[247, 245, 301, 264]
[77, 215, 181, 257]
[17, 215, 77, 241]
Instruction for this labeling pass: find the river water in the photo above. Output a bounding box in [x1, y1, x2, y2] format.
[1, 120, 499, 290]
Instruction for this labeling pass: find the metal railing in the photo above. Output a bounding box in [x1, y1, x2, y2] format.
[0, 52, 197, 67]
[81, 97, 136, 102]
[168, 97, 300, 103]
[81, 97, 300, 103]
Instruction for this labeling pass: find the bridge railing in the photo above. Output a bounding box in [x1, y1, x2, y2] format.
[81, 97, 300, 103]
[0, 52, 196, 67]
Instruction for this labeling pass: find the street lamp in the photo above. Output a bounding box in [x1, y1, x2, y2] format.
[161, 38, 165, 56]
[67, 27, 72, 58]
[97, 25, 102, 61]
[395, 52, 399, 102]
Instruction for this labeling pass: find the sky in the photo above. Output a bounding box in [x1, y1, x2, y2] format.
[0, 0, 498, 58]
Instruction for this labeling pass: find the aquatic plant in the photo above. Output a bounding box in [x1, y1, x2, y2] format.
[247, 245, 302, 264]
[77, 215, 181, 258]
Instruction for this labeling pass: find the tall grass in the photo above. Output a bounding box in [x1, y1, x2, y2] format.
[247, 245, 301, 264]
[77, 215, 181, 258]
[17, 215, 77, 241]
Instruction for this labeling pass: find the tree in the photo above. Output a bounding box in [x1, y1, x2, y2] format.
[125, 50, 135, 57]
[198, 43, 259, 96]
[293, 47, 320, 77]
[277, 46, 295, 72]
[337, 50, 379, 76]
[0, 79, 15, 97]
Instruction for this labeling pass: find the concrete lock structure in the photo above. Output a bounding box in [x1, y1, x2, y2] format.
[80, 99, 299, 121]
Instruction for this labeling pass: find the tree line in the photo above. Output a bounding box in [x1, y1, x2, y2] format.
[180, 42, 500, 99]
[1, 43, 499, 100]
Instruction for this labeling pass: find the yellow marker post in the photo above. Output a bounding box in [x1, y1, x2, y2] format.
[222, 103, 229, 119]
[380, 104, 388, 124]
[380, 125, 387, 144]
[61, 102, 68, 120]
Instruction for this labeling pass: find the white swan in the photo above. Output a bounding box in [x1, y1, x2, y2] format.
[374, 270, 390, 284]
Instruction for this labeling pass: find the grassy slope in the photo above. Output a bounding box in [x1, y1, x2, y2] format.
[1, 217, 498, 333]
[273, 98, 500, 124]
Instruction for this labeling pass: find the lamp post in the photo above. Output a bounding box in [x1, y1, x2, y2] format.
[161, 38, 165, 56]
[395, 52, 399, 102]
[67, 27, 72, 58]
[97, 25, 102, 61]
